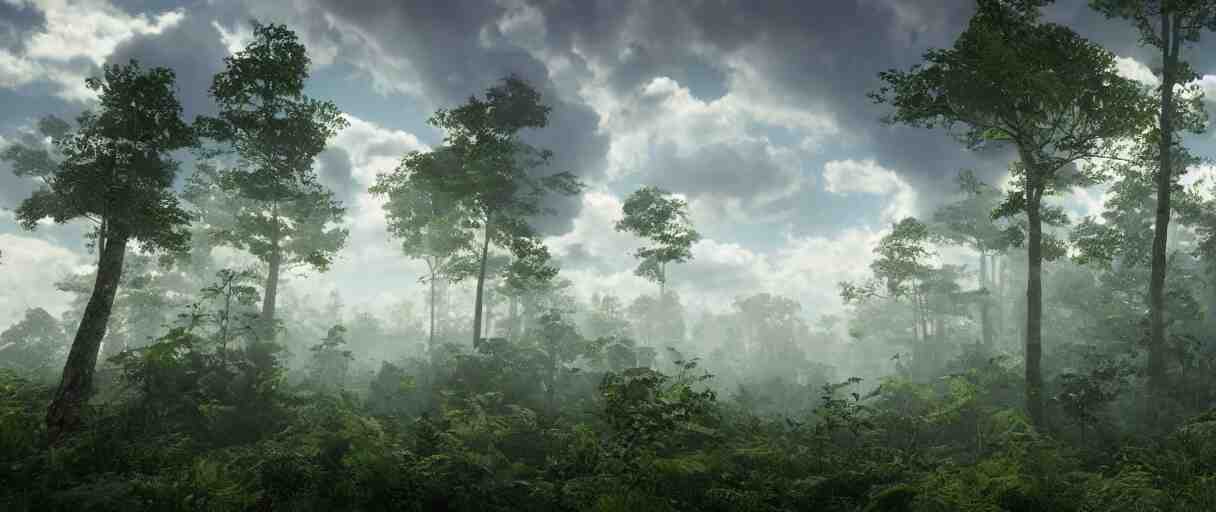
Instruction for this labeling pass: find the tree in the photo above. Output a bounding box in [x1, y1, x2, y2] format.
[1090, 0, 1216, 397]
[0, 60, 195, 442]
[371, 147, 477, 351]
[627, 291, 687, 348]
[1073, 142, 1210, 416]
[198, 21, 349, 334]
[199, 268, 261, 352]
[842, 218, 938, 367]
[584, 292, 632, 339]
[415, 75, 582, 347]
[529, 309, 587, 413]
[615, 186, 701, 297]
[309, 324, 353, 392]
[871, 0, 1152, 426]
[732, 293, 810, 379]
[932, 170, 1015, 351]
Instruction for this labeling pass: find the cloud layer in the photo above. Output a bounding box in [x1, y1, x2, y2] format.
[5, 0, 1216, 329]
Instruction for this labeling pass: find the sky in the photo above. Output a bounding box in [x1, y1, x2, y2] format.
[5, 0, 1216, 329]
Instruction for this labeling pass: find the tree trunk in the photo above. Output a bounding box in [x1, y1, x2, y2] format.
[1025, 178, 1045, 429]
[429, 269, 437, 352]
[261, 244, 281, 336]
[919, 293, 931, 346]
[659, 261, 667, 299]
[485, 284, 494, 339]
[1148, 13, 1179, 398]
[508, 294, 519, 340]
[261, 208, 282, 338]
[46, 230, 128, 444]
[933, 311, 944, 369]
[519, 299, 528, 338]
[980, 252, 994, 351]
[472, 215, 492, 348]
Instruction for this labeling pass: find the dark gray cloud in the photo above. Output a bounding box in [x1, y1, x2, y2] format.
[308, 0, 611, 236]
[606, 42, 729, 102]
[106, 11, 227, 121]
[518, 0, 1211, 216]
[555, 242, 619, 274]
[0, 0, 46, 52]
[317, 146, 358, 205]
[640, 140, 798, 206]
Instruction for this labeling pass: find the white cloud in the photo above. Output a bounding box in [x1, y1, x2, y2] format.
[590, 76, 824, 227]
[1194, 75, 1216, 103]
[211, 19, 250, 56]
[0, 233, 85, 328]
[546, 189, 639, 259]
[0, 50, 41, 88]
[544, 187, 890, 319]
[26, 0, 182, 64]
[822, 158, 916, 223]
[264, 114, 429, 316]
[0, 0, 184, 102]
[332, 114, 427, 185]
[1114, 55, 1157, 86]
[1112, 56, 1216, 104]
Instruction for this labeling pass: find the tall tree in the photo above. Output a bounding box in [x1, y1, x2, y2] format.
[1090, 0, 1216, 396]
[615, 186, 702, 298]
[415, 75, 582, 347]
[732, 293, 810, 378]
[198, 21, 349, 334]
[1, 61, 195, 442]
[932, 170, 1014, 351]
[584, 292, 632, 340]
[371, 147, 477, 351]
[841, 217, 938, 372]
[871, 0, 1152, 426]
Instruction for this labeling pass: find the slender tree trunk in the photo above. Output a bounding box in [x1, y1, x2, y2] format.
[545, 358, 557, 415]
[519, 299, 528, 338]
[261, 207, 282, 338]
[485, 284, 494, 338]
[429, 269, 437, 352]
[221, 291, 231, 352]
[472, 214, 492, 347]
[508, 294, 519, 340]
[991, 254, 1000, 331]
[980, 252, 994, 351]
[261, 244, 281, 335]
[919, 292, 931, 346]
[933, 311, 944, 369]
[46, 230, 129, 444]
[659, 261, 666, 299]
[1025, 177, 1045, 429]
[1148, 13, 1179, 398]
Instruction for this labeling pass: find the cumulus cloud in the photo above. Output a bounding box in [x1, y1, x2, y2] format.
[595, 76, 826, 228]
[15, 0, 1216, 332]
[545, 188, 886, 318]
[0, 0, 183, 102]
[265, 114, 429, 316]
[822, 159, 916, 224]
[0, 233, 84, 328]
[1114, 55, 1157, 86]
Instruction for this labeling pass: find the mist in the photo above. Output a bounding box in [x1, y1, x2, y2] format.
[3, 1, 1216, 510]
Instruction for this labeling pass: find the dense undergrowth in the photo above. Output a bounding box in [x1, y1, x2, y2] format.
[2, 325, 1215, 512]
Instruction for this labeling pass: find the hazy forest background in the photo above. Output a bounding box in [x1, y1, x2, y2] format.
[4, 0, 1216, 510]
